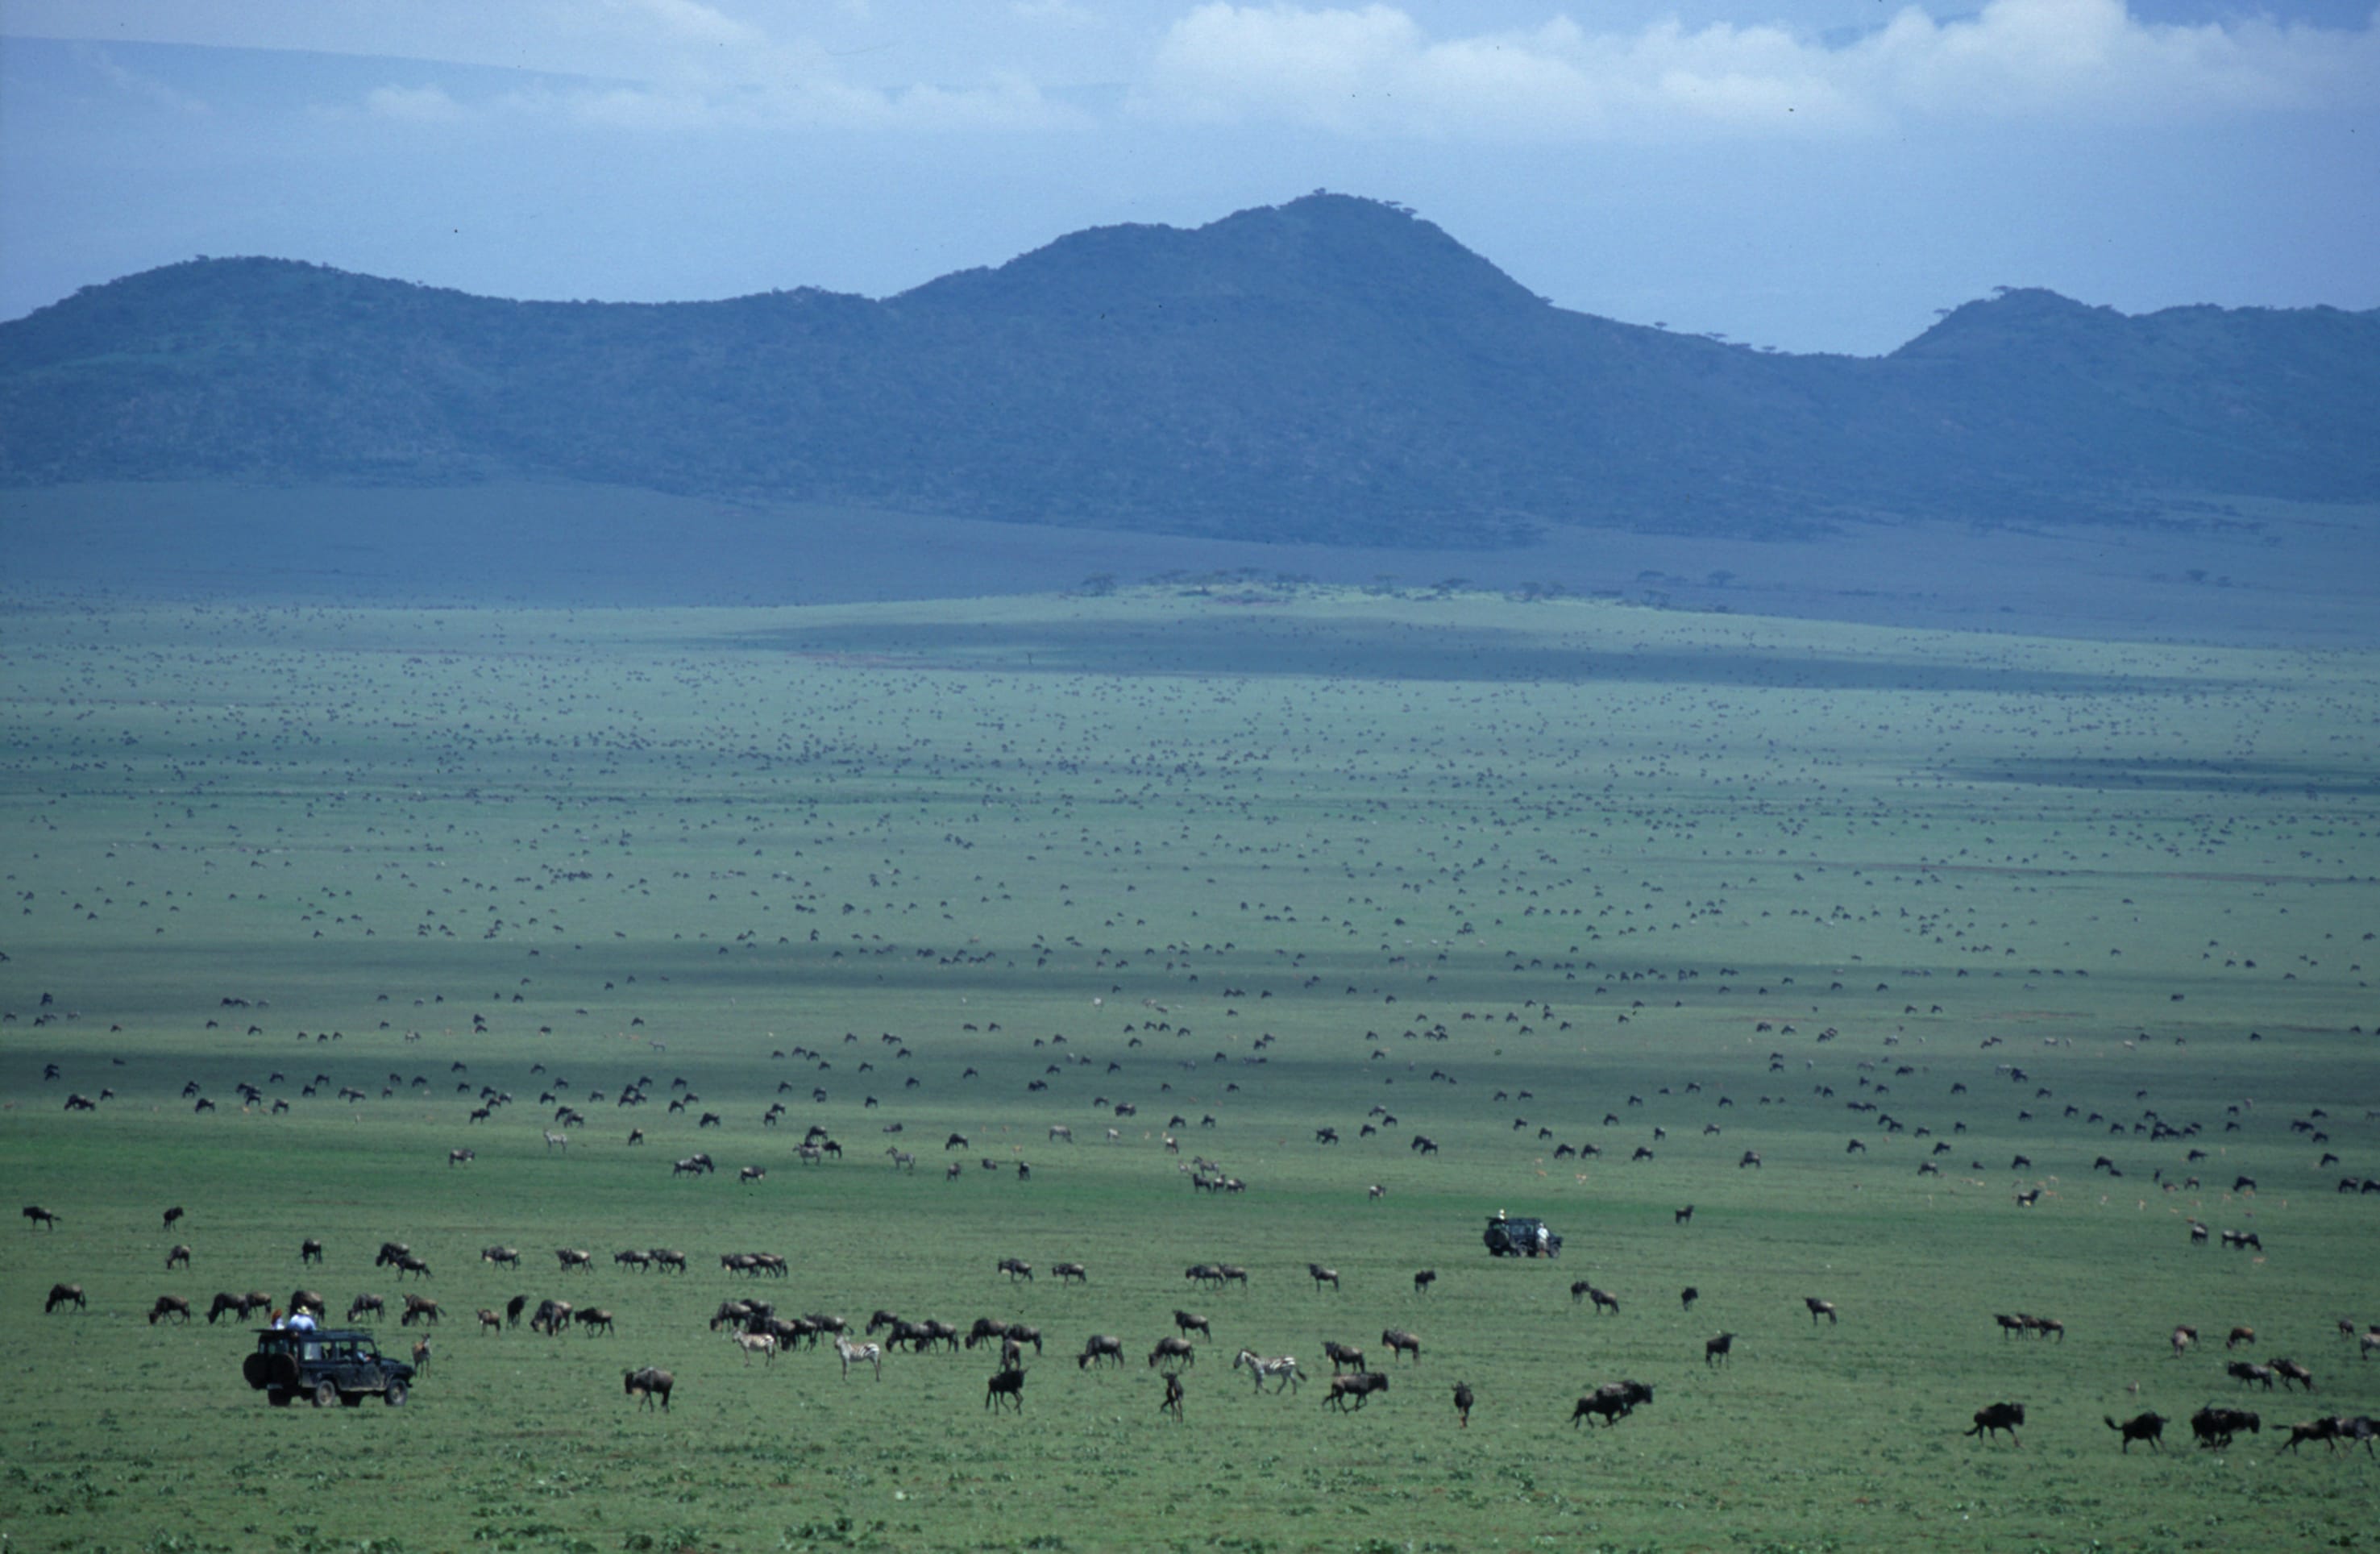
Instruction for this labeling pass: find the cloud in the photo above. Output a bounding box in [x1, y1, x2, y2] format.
[364, 82, 471, 123]
[1139, 0, 2380, 139]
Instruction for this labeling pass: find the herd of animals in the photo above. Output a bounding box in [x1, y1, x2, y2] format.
[24, 1195, 2380, 1454]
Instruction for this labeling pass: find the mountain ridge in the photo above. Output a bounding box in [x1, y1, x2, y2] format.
[4, 193, 2375, 546]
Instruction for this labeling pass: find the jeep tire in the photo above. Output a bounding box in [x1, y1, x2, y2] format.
[314, 1379, 338, 1408]
[384, 1380, 409, 1407]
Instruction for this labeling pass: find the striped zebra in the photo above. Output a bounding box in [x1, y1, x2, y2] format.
[1233, 1348, 1302, 1394]
[834, 1336, 883, 1380]
[729, 1330, 778, 1365]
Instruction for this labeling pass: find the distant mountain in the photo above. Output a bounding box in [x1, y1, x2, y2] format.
[2, 193, 2374, 546]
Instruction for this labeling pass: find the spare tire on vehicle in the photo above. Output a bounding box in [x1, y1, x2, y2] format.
[243, 1353, 272, 1390]
[269, 1352, 301, 1390]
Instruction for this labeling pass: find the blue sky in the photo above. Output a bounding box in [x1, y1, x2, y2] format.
[3, 1, 2375, 353]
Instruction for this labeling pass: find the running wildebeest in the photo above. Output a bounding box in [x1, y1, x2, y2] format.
[2192, 1405, 2261, 1448]
[1967, 1402, 2026, 1444]
[1570, 1380, 1654, 1426]
[625, 1366, 673, 1411]
[2107, 1412, 2168, 1451]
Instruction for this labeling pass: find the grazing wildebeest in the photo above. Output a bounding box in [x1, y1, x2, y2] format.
[2171, 1325, 2199, 1358]
[1308, 1263, 1340, 1292]
[300, 1238, 325, 1265]
[1738, 1151, 1762, 1169]
[2271, 1357, 2315, 1391]
[1994, 1313, 2027, 1339]
[1077, 1334, 1124, 1369]
[1705, 1332, 1735, 1366]
[1453, 1380, 1474, 1427]
[1148, 1336, 1196, 1370]
[1324, 1372, 1388, 1411]
[1174, 1310, 1211, 1341]
[625, 1366, 673, 1411]
[24, 1205, 60, 1230]
[1967, 1402, 2025, 1444]
[2188, 1220, 2209, 1244]
[45, 1283, 85, 1313]
[448, 1149, 475, 1167]
[2227, 1325, 2256, 1349]
[1414, 1269, 1436, 1296]
[1053, 1261, 1087, 1285]
[477, 1308, 503, 1334]
[1806, 1298, 1838, 1327]
[1381, 1328, 1422, 1364]
[966, 1317, 1011, 1351]
[1680, 1286, 1699, 1311]
[2107, 1412, 2167, 1451]
[1410, 1135, 1438, 1156]
[2191, 1405, 2260, 1448]
[2229, 1361, 2277, 1390]
[986, 1365, 1027, 1412]
[530, 1298, 574, 1336]
[289, 1289, 327, 1317]
[206, 1291, 247, 1324]
[347, 1293, 384, 1323]
[835, 1336, 883, 1379]
[148, 1294, 192, 1324]
[166, 1244, 191, 1269]
[1324, 1340, 1364, 1373]
[401, 1294, 442, 1327]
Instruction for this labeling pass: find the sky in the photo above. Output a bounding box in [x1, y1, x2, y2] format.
[2, 0, 2375, 355]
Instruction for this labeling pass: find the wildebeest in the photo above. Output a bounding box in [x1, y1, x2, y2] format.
[1308, 1263, 1340, 1292]
[1453, 1380, 1474, 1427]
[997, 1257, 1033, 1282]
[1324, 1371, 1389, 1411]
[1414, 1269, 1436, 1296]
[2171, 1324, 2199, 1358]
[506, 1293, 530, 1328]
[347, 1293, 384, 1323]
[2022, 1314, 2065, 1342]
[1581, 1286, 1620, 1316]
[401, 1294, 442, 1327]
[1705, 1332, 1735, 1366]
[2191, 1405, 2260, 1448]
[2107, 1412, 2167, 1451]
[1571, 1380, 1654, 1426]
[163, 1206, 185, 1231]
[1053, 1261, 1087, 1285]
[1381, 1328, 1422, 1364]
[1174, 1310, 1211, 1341]
[2226, 1325, 2256, 1349]
[555, 1248, 593, 1274]
[625, 1366, 673, 1411]
[1161, 1370, 1185, 1419]
[300, 1238, 325, 1265]
[147, 1294, 192, 1324]
[2271, 1357, 2315, 1391]
[477, 1308, 503, 1334]
[1966, 1402, 2025, 1444]
[1077, 1334, 1124, 1369]
[985, 1365, 1027, 1412]
[2228, 1361, 2276, 1390]
[530, 1298, 574, 1336]
[166, 1244, 191, 1269]
[23, 1206, 59, 1230]
[45, 1282, 85, 1313]
[575, 1307, 615, 1336]
[1806, 1297, 1838, 1326]
[1148, 1336, 1196, 1370]
[206, 1291, 250, 1324]
[1680, 1286, 1700, 1311]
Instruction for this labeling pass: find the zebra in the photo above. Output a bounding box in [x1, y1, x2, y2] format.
[833, 1336, 883, 1380]
[729, 1330, 778, 1365]
[544, 1130, 568, 1151]
[1233, 1348, 1303, 1394]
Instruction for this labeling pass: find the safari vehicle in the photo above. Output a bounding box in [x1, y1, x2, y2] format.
[243, 1327, 414, 1407]
[1483, 1215, 1562, 1258]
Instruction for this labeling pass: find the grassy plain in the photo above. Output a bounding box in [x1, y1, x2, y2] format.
[2, 588, 2376, 1554]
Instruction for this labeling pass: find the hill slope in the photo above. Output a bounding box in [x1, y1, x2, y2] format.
[2, 193, 2375, 545]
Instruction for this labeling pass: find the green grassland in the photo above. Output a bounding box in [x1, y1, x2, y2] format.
[2, 590, 2376, 1554]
